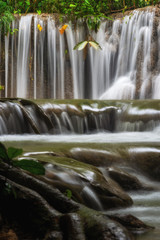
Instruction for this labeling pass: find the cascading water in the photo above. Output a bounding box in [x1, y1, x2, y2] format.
[16, 15, 32, 98]
[3, 8, 160, 100]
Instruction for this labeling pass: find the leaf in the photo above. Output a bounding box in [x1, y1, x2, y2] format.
[89, 40, 102, 50]
[0, 142, 10, 163]
[8, 147, 23, 159]
[59, 24, 68, 35]
[73, 41, 88, 51]
[69, 4, 76, 8]
[13, 159, 45, 175]
[0, 85, 4, 90]
[37, 10, 41, 15]
[37, 24, 42, 32]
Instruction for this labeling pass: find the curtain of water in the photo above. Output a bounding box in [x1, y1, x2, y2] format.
[47, 17, 57, 98]
[99, 11, 155, 100]
[5, 33, 9, 97]
[3, 10, 159, 100]
[16, 15, 32, 98]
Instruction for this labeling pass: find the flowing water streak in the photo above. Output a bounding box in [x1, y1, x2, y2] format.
[152, 23, 160, 99]
[16, 15, 32, 98]
[65, 23, 85, 98]
[34, 16, 37, 99]
[5, 33, 9, 97]
[99, 10, 155, 100]
[59, 34, 65, 99]
[47, 17, 56, 98]
[90, 20, 120, 99]
[11, 21, 15, 97]
[140, 11, 155, 98]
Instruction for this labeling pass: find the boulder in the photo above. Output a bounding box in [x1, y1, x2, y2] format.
[107, 166, 144, 191]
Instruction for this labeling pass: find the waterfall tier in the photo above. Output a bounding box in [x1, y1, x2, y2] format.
[0, 99, 160, 135]
[1, 7, 160, 99]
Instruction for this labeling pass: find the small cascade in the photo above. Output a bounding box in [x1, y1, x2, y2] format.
[3, 8, 160, 100]
[0, 99, 160, 135]
[116, 106, 160, 132]
[0, 100, 117, 135]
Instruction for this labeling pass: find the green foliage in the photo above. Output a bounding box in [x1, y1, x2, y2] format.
[0, 0, 14, 34]
[0, 143, 45, 175]
[0, 142, 10, 164]
[8, 147, 23, 159]
[13, 159, 45, 175]
[0, 0, 159, 33]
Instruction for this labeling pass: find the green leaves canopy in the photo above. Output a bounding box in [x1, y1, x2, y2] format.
[0, 0, 159, 33]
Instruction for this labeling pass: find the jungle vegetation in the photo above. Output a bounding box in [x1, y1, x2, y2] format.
[0, 0, 159, 33]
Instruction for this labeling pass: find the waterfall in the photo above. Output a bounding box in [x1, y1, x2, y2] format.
[2, 8, 160, 100]
[99, 10, 155, 99]
[16, 15, 32, 98]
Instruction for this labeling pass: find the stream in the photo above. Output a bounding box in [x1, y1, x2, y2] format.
[1, 130, 160, 239]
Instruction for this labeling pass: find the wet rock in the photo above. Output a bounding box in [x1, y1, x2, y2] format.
[42, 156, 133, 210]
[66, 104, 84, 117]
[79, 207, 134, 240]
[129, 148, 160, 181]
[108, 214, 154, 234]
[107, 166, 144, 191]
[44, 231, 63, 240]
[60, 213, 86, 240]
[0, 229, 18, 240]
[70, 147, 121, 167]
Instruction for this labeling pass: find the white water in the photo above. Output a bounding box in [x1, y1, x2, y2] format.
[1, 130, 160, 143]
[105, 190, 160, 240]
[3, 9, 160, 99]
[16, 15, 32, 98]
[99, 11, 155, 99]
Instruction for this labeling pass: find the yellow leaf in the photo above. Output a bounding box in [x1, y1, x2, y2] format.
[89, 41, 102, 50]
[59, 24, 68, 35]
[63, 24, 68, 30]
[37, 24, 43, 32]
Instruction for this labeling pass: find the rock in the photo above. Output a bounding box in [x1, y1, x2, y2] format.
[44, 231, 63, 240]
[42, 155, 133, 210]
[108, 214, 154, 234]
[107, 166, 144, 191]
[70, 147, 121, 167]
[60, 213, 86, 240]
[0, 229, 18, 240]
[0, 164, 135, 240]
[79, 207, 134, 240]
[129, 149, 160, 181]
